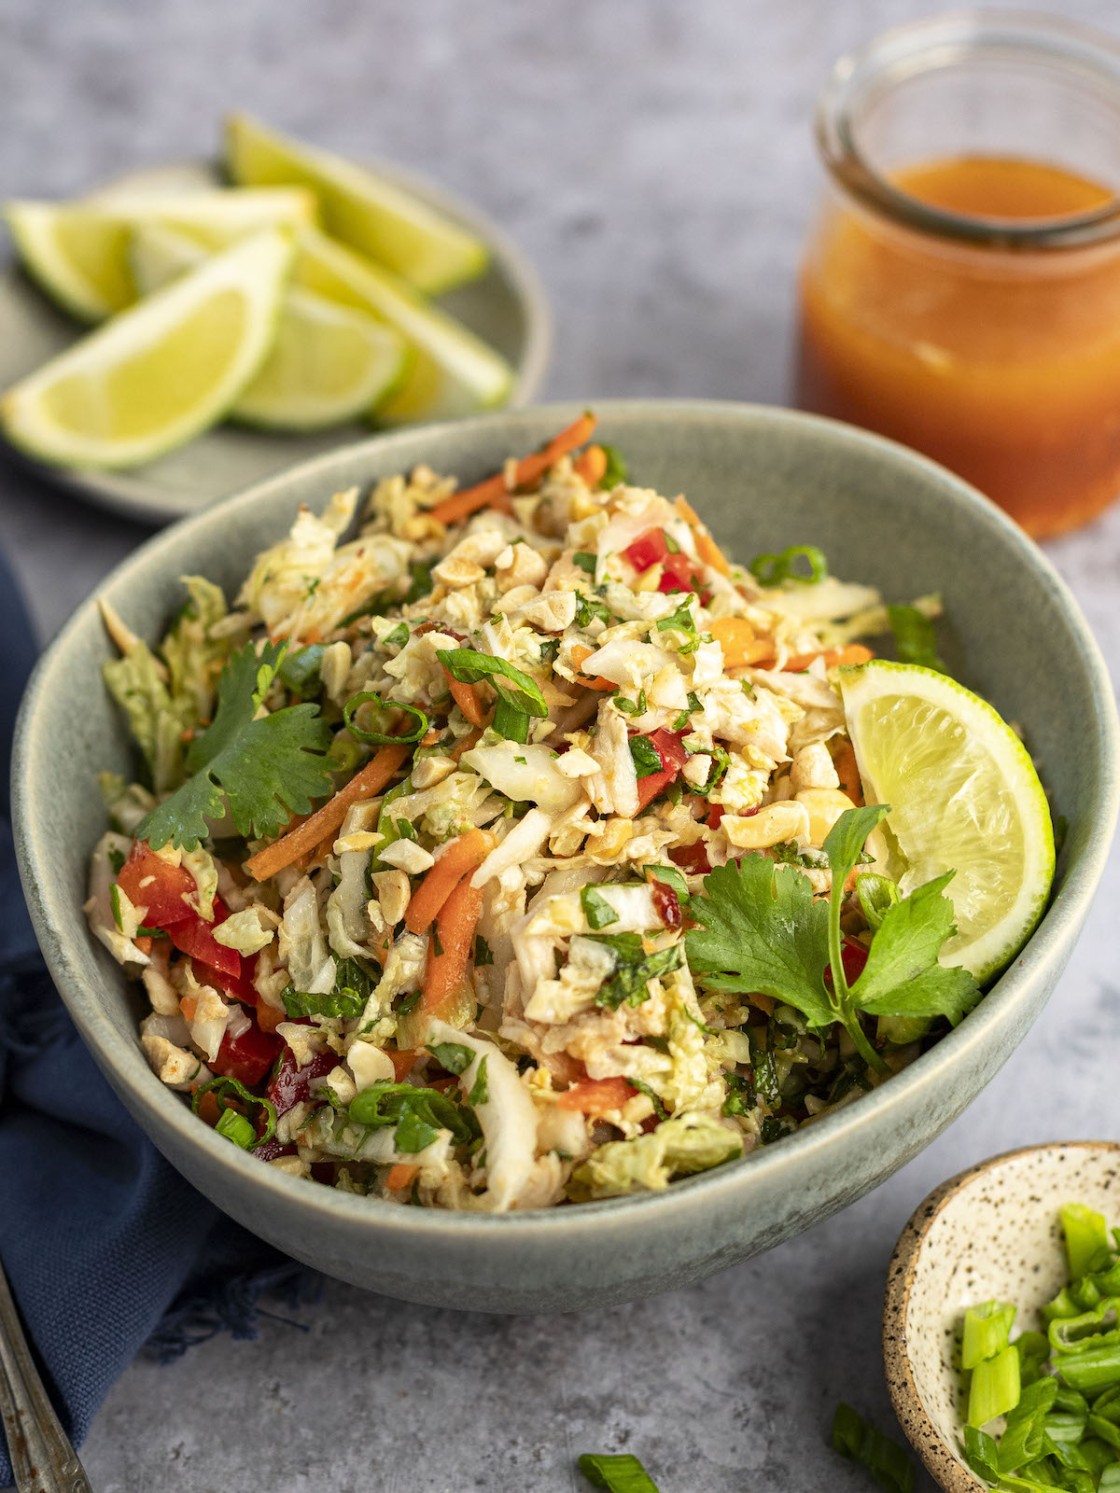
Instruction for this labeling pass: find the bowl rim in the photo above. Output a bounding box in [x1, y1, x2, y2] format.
[13, 399, 1120, 1245]
[882, 1139, 1120, 1492]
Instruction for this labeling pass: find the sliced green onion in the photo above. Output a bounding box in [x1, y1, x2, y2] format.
[888, 603, 946, 674]
[437, 647, 548, 717]
[597, 444, 627, 489]
[192, 1076, 277, 1147]
[1056, 1342, 1120, 1395]
[749, 544, 828, 586]
[830, 1403, 915, 1492]
[968, 1344, 1021, 1427]
[1063, 1203, 1112, 1280]
[994, 1377, 1055, 1471]
[493, 696, 531, 743]
[343, 691, 429, 745]
[215, 1108, 257, 1149]
[577, 1453, 661, 1492]
[962, 1425, 1000, 1482]
[962, 1300, 1018, 1370]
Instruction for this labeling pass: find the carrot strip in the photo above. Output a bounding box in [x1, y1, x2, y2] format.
[244, 744, 409, 884]
[196, 1090, 222, 1127]
[427, 413, 598, 527]
[389, 1048, 418, 1081]
[574, 444, 608, 486]
[709, 616, 772, 669]
[421, 874, 484, 1015]
[450, 727, 483, 763]
[385, 1163, 419, 1191]
[557, 1075, 637, 1115]
[781, 643, 875, 673]
[443, 668, 487, 728]
[405, 829, 496, 935]
[673, 495, 732, 577]
[833, 739, 865, 807]
[570, 643, 615, 691]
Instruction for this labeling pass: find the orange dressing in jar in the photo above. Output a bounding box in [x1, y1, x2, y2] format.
[797, 16, 1120, 537]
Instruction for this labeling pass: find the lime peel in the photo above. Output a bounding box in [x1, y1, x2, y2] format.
[838, 659, 1055, 983]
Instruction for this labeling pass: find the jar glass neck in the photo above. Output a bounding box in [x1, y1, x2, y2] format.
[817, 10, 1120, 251]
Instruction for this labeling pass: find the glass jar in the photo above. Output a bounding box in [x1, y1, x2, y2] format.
[795, 12, 1120, 538]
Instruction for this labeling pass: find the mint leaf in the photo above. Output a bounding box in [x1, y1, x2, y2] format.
[850, 872, 981, 1023]
[136, 641, 333, 850]
[685, 854, 834, 1027]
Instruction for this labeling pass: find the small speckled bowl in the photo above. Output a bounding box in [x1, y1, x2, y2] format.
[884, 1141, 1120, 1491]
[12, 402, 1120, 1313]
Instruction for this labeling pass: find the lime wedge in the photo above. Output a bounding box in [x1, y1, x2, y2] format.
[5, 189, 314, 323]
[838, 660, 1055, 981]
[225, 113, 488, 295]
[1, 228, 293, 468]
[293, 227, 512, 422]
[129, 223, 407, 431]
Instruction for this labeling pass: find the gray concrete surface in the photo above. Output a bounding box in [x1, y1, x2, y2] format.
[2, 2, 1119, 1489]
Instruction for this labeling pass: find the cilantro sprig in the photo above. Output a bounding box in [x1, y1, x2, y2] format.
[685, 805, 981, 1073]
[136, 641, 334, 851]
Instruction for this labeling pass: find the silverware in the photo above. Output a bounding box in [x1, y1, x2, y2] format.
[0, 1256, 92, 1493]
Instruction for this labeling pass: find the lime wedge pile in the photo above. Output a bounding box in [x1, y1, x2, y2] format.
[839, 660, 1055, 982]
[2, 116, 515, 468]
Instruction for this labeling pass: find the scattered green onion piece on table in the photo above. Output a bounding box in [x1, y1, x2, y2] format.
[343, 690, 429, 745]
[576, 1452, 661, 1492]
[830, 1403, 915, 1492]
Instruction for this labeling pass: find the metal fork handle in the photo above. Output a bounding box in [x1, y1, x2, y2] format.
[0, 1258, 92, 1493]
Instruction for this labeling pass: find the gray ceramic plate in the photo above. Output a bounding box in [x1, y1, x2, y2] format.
[12, 402, 1119, 1313]
[0, 159, 551, 525]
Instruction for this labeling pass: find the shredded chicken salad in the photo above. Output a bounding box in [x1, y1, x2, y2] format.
[87, 413, 984, 1212]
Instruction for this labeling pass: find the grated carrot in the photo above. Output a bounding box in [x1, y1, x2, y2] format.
[385, 1163, 419, 1191]
[673, 495, 732, 577]
[570, 643, 615, 691]
[405, 829, 495, 935]
[709, 616, 772, 669]
[244, 744, 409, 884]
[426, 413, 598, 527]
[557, 1075, 637, 1115]
[781, 643, 875, 673]
[574, 443, 608, 486]
[422, 873, 484, 1016]
[832, 738, 865, 807]
[443, 668, 487, 728]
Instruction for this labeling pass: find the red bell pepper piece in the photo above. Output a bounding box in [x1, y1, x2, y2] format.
[212, 1021, 282, 1088]
[117, 842, 196, 926]
[624, 528, 710, 600]
[825, 936, 870, 992]
[649, 877, 682, 930]
[623, 529, 671, 573]
[634, 728, 691, 812]
[192, 957, 259, 1008]
[164, 904, 242, 981]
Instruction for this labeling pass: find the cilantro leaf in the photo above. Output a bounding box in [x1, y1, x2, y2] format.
[589, 932, 683, 1010]
[136, 641, 333, 850]
[850, 872, 981, 1022]
[685, 854, 834, 1027]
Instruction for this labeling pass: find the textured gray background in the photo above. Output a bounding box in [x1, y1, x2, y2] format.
[2, 2, 1119, 1490]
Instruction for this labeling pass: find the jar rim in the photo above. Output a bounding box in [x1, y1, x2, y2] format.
[817, 9, 1120, 251]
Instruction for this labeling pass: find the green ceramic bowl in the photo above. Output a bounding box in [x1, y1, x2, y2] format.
[13, 402, 1118, 1313]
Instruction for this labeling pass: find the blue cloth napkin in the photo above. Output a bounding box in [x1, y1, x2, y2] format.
[0, 550, 314, 1488]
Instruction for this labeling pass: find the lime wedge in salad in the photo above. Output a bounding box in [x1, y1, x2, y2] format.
[292, 226, 512, 423]
[129, 222, 407, 431]
[225, 113, 488, 295]
[838, 660, 1055, 982]
[5, 189, 314, 323]
[1, 227, 294, 468]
